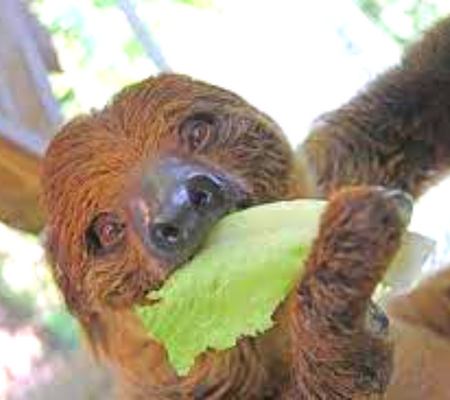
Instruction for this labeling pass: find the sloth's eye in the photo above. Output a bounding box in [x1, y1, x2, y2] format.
[179, 113, 219, 151]
[86, 212, 126, 256]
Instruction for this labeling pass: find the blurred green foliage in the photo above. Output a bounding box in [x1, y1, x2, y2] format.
[32, 0, 450, 118]
[172, 0, 214, 7]
[92, 0, 213, 9]
[41, 311, 79, 348]
[31, 0, 215, 117]
[0, 245, 79, 349]
[354, 0, 450, 45]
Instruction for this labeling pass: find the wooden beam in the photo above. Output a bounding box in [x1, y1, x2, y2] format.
[0, 116, 45, 233]
[0, 0, 60, 233]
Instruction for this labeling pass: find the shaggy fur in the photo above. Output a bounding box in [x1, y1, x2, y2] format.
[42, 15, 450, 399]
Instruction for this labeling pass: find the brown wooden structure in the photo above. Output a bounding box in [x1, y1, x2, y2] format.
[0, 0, 171, 234]
[0, 0, 62, 233]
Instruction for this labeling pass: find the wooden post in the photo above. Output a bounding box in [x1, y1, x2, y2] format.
[0, 116, 44, 233]
[0, 0, 61, 232]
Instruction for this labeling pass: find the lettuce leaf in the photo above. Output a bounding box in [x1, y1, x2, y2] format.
[136, 200, 433, 375]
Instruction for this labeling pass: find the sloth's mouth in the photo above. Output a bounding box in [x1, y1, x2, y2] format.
[135, 195, 256, 308]
[162, 194, 254, 271]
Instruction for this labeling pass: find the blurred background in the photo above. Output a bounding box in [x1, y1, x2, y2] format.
[1, 0, 450, 398]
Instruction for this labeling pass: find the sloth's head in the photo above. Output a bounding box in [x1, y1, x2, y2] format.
[42, 74, 303, 320]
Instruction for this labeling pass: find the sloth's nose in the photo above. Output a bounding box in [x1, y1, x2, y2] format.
[137, 157, 250, 268]
[149, 173, 229, 256]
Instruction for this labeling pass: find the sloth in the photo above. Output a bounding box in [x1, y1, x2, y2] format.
[42, 15, 450, 399]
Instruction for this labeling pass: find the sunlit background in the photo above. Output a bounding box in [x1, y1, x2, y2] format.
[2, 0, 450, 398]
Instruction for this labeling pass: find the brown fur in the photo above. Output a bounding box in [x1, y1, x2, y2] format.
[300, 16, 450, 199]
[42, 15, 450, 399]
[299, 15, 450, 399]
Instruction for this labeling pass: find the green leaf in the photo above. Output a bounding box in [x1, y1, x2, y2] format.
[136, 199, 433, 376]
